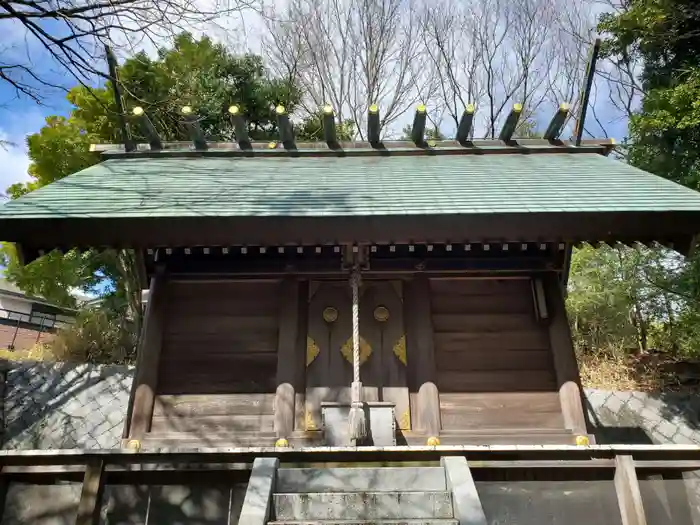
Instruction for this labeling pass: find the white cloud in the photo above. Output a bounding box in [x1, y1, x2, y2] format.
[0, 133, 32, 195]
[0, 109, 47, 196]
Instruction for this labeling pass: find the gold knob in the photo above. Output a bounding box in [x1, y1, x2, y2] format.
[374, 306, 390, 322]
[427, 436, 440, 446]
[323, 307, 338, 323]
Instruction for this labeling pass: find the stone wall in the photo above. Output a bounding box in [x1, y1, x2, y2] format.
[585, 388, 700, 445]
[1, 360, 700, 449]
[1, 361, 133, 450]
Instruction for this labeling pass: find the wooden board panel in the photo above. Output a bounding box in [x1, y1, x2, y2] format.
[439, 392, 564, 429]
[153, 394, 275, 418]
[438, 370, 557, 392]
[434, 330, 550, 352]
[150, 414, 276, 434]
[432, 313, 538, 332]
[435, 348, 554, 372]
[430, 294, 533, 315]
[430, 278, 532, 296]
[157, 279, 280, 398]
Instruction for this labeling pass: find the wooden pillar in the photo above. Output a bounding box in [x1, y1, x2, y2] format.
[128, 267, 166, 441]
[405, 276, 440, 436]
[274, 278, 305, 439]
[544, 272, 588, 436]
[615, 454, 648, 525]
[75, 460, 106, 525]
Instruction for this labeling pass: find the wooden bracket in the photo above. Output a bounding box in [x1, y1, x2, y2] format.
[341, 244, 370, 270]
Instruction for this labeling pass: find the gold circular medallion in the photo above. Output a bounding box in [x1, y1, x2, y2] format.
[374, 305, 390, 322]
[323, 307, 338, 323]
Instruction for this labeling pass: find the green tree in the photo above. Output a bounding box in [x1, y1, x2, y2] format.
[3, 33, 308, 336]
[598, 0, 700, 188]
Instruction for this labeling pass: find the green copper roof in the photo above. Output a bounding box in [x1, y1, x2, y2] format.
[3, 153, 700, 220]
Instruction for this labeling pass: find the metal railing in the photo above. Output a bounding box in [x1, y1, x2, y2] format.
[0, 308, 73, 350]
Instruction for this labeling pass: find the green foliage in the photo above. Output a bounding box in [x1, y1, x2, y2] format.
[3, 33, 312, 343]
[568, 244, 700, 360]
[598, 0, 700, 188]
[49, 305, 139, 364]
[400, 125, 446, 140]
[296, 111, 356, 141]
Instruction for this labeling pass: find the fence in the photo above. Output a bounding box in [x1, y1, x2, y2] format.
[0, 445, 698, 524]
[0, 308, 73, 353]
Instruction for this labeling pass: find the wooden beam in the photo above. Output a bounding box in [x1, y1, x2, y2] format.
[128, 267, 166, 440]
[544, 272, 588, 435]
[615, 454, 648, 525]
[404, 276, 440, 436]
[456, 105, 475, 143]
[75, 460, 105, 525]
[274, 278, 304, 440]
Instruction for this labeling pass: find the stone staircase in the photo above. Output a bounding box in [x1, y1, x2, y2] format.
[268, 466, 459, 525]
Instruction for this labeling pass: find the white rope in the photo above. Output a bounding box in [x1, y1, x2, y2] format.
[348, 266, 366, 442]
[351, 269, 361, 386]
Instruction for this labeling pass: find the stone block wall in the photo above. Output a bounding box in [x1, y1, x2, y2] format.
[585, 388, 700, 445]
[1, 361, 133, 450]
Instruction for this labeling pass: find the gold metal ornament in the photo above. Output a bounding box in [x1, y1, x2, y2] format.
[374, 305, 390, 322]
[426, 436, 440, 446]
[306, 336, 320, 366]
[323, 306, 339, 323]
[341, 336, 372, 365]
[575, 435, 590, 446]
[305, 409, 318, 431]
[275, 438, 290, 448]
[399, 409, 411, 430]
[126, 439, 141, 451]
[393, 334, 407, 365]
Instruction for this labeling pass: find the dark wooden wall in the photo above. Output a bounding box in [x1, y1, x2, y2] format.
[429, 277, 565, 432]
[150, 280, 281, 439]
[157, 280, 280, 395]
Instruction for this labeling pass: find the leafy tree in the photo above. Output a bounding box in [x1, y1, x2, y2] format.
[2, 34, 312, 340]
[598, 0, 700, 188]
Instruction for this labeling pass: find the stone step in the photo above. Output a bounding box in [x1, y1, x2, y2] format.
[273, 492, 453, 521]
[276, 467, 447, 493]
[268, 519, 459, 525]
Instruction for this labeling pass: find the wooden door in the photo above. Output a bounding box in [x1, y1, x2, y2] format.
[305, 280, 410, 434]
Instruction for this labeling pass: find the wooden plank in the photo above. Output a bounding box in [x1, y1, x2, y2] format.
[432, 313, 537, 332]
[544, 273, 588, 435]
[162, 335, 279, 354]
[430, 294, 533, 314]
[615, 454, 648, 525]
[437, 370, 557, 392]
[405, 276, 440, 434]
[75, 460, 105, 525]
[166, 315, 279, 334]
[429, 278, 532, 296]
[435, 348, 553, 371]
[150, 414, 276, 434]
[153, 394, 275, 417]
[275, 278, 303, 439]
[129, 269, 166, 439]
[434, 331, 550, 352]
[440, 392, 564, 430]
[439, 392, 562, 411]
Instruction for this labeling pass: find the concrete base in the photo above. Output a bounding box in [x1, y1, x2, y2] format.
[321, 401, 396, 446]
[273, 491, 453, 521]
[277, 467, 447, 493]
